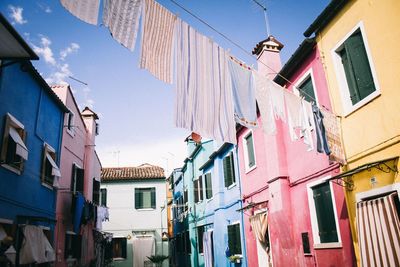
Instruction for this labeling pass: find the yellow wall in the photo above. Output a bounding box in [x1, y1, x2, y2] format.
[315, 0, 400, 265]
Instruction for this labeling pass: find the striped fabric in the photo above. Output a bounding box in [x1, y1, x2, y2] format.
[60, 0, 100, 25]
[357, 192, 400, 267]
[253, 71, 276, 134]
[140, 0, 177, 84]
[174, 19, 236, 144]
[102, 0, 143, 51]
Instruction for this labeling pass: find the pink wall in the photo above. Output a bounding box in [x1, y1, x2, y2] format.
[238, 46, 355, 266]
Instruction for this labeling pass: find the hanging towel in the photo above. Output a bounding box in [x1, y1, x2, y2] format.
[103, 0, 143, 51]
[203, 231, 214, 267]
[253, 71, 276, 134]
[140, 0, 177, 84]
[228, 58, 258, 128]
[174, 19, 236, 144]
[73, 192, 85, 233]
[284, 90, 303, 141]
[269, 81, 286, 122]
[19, 225, 55, 264]
[300, 99, 315, 151]
[312, 103, 331, 155]
[60, 0, 100, 25]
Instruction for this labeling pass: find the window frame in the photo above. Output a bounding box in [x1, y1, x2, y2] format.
[135, 187, 156, 210]
[331, 21, 380, 116]
[71, 163, 84, 194]
[1, 113, 27, 174]
[242, 130, 257, 173]
[306, 176, 342, 249]
[223, 151, 236, 189]
[205, 172, 213, 200]
[194, 176, 204, 204]
[227, 221, 242, 256]
[111, 237, 127, 260]
[100, 188, 107, 206]
[41, 143, 60, 189]
[92, 179, 100, 205]
[293, 68, 319, 105]
[197, 225, 205, 254]
[64, 231, 82, 260]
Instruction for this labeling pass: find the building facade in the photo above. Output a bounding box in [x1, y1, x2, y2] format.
[101, 164, 168, 267]
[304, 0, 400, 265]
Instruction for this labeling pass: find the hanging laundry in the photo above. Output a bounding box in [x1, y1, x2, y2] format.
[19, 225, 55, 264]
[269, 80, 286, 122]
[253, 71, 276, 134]
[321, 108, 346, 163]
[140, 0, 177, 84]
[174, 19, 236, 144]
[228, 58, 258, 128]
[300, 99, 315, 151]
[73, 192, 85, 233]
[60, 0, 100, 25]
[312, 104, 331, 155]
[103, 0, 143, 51]
[203, 231, 214, 267]
[284, 90, 303, 141]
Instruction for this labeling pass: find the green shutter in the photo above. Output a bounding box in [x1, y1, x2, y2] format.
[205, 173, 213, 199]
[151, 188, 156, 209]
[313, 183, 338, 243]
[121, 238, 127, 258]
[101, 189, 107, 206]
[199, 176, 203, 201]
[246, 134, 255, 168]
[224, 153, 235, 187]
[197, 226, 204, 253]
[135, 189, 142, 209]
[194, 180, 199, 203]
[230, 153, 236, 184]
[235, 224, 242, 255]
[227, 225, 235, 254]
[299, 76, 316, 103]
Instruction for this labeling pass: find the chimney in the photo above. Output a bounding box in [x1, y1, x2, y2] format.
[81, 106, 99, 137]
[252, 35, 283, 80]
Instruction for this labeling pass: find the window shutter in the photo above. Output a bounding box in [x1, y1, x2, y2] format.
[135, 189, 142, 209]
[76, 168, 84, 193]
[345, 32, 376, 102]
[101, 189, 107, 206]
[227, 225, 235, 254]
[151, 188, 156, 209]
[205, 173, 212, 199]
[199, 176, 203, 201]
[121, 238, 127, 258]
[299, 76, 316, 103]
[223, 153, 235, 187]
[234, 224, 242, 255]
[194, 180, 199, 203]
[73, 235, 82, 259]
[246, 134, 255, 168]
[312, 183, 338, 243]
[71, 164, 76, 191]
[230, 153, 236, 184]
[197, 226, 204, 253]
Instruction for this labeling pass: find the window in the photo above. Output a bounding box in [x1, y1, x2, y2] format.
[184, 230, 191, 254]
[194, 176, 204, 203]
[243, 131, 256, 171]
[332, 23, 379, 114]
[112, 237, 127, 259]
[71, 164, 84, 194]
[65, 111, 75, 136]
[227, 223, 242, 255]
[41, 143, 61, 188]
[197, 225, 205, 254]
[92, 179, 100, 205]
[205, 173, 213, 199]
[135, 187, 156, 209]
[298, 76, 316, 103]
[1, 113, 28, 173]
[64, 233, 82, 259]
[184, 189, 188, 212]
[100, 188, 107, 206]
[223, 152, 236, 188]
[307, 179, 341, 248]
[95, 122, 100, 136]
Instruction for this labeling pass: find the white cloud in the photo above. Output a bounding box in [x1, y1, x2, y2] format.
[8, 5, 27, 25]
[45, 63, 72, 84]
[37, 2, 52, 13]
[60, 43, 80, 61]
[32, 37, 56, 65]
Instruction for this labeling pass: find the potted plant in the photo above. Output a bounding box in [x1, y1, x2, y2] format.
[228, 255, 242, 264]
[147, 255, 169, 267]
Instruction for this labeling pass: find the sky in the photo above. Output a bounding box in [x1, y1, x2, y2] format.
[0, 0, 329, 174]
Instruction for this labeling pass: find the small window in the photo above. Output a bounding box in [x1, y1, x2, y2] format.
[1, 113, 28, 173]
[243, 132, 256, 171]
[95, 122, 100, 136]
[71, 164, 84, 194]
[92, 179, 100, 205]
[64, 233, 82, 259]
[194, 176, 203, 203]
[205, 173, 213, 199]
[100, 188, 107, 206]
[66, 111, 75, 136]
[197, 225, 205, 254]
[41, 143, 61, 188]
[223, 152, 236, 188]
[308, 181, 340, 246]
[298, 76, 316, 103]
[112, 237, 127, 259]
[227, 223, 242, 255]
[135, 187, 156, 209]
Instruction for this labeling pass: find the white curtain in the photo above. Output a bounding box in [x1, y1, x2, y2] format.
[133, 236, 155, 267]
[203, 231, 214, 267]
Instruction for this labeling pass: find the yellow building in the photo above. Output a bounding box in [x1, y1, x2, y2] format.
[304, 0, 400, 266]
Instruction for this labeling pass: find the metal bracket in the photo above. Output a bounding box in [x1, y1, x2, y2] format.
[331, 176, 354, 191]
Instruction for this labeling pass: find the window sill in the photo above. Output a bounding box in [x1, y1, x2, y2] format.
[136, 208, 156, 211]
[66, 129, 75, 137]
[41, 182, 54, 190]
[1, 163, 22, 175]
[343, 91, 381, 117]
[313, 242, 342, 249]
[227, 183, 237, 190]
[113, 257, 127, 261]
[245, 164, 257, 174]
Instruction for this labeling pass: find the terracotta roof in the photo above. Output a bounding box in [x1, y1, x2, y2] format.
[101, 164, 165, 182]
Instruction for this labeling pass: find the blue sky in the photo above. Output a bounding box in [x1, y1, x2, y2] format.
[1, 0, 329, 174]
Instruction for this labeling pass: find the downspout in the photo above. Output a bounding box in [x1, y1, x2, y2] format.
[191, 158, 199, 267]
[235, 145, 248, 267]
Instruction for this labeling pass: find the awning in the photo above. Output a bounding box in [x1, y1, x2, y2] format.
[8, 126, 28, 160]
[45, 152, 61, 178]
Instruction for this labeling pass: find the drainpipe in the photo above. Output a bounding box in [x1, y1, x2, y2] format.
[191, 159, 200, 267]
[235, 145, 248, 267]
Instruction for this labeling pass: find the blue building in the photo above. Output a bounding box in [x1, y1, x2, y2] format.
[173, 136, 247, 267]
[0, 13, 67, 266]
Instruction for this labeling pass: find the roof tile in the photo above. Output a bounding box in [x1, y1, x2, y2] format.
[101, 164, 165, 182]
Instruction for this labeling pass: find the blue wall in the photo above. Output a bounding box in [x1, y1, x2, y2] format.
[0, 62, 64, 223]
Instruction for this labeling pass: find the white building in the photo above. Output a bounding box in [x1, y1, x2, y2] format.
[101, 164, 168, 267]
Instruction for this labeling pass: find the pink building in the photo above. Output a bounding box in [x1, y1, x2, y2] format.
[237, 37, 355, 266]
[52, 85, 102, 267]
